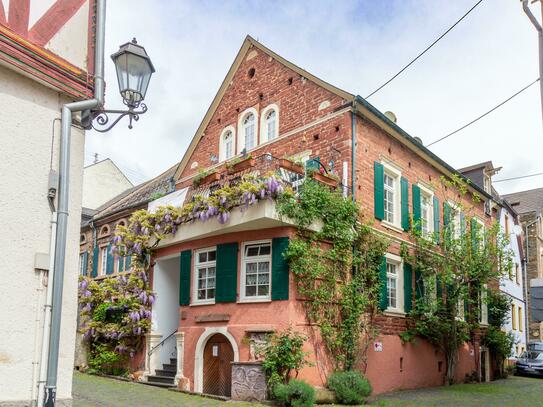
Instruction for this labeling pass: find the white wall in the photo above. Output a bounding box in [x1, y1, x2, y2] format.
[499, 207, 527, 357]
[82, 159, 133, 209]
[152, 256, 180, 368]
[0, 65, 85, 404]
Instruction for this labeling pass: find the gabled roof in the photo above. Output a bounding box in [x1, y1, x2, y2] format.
[92, 164, 177, 221]
[173, 35, 354, 181]
[173, 35, 493, 202]
[503, 187, 543, 215]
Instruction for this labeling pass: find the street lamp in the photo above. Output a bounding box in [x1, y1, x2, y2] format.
[82, 38, 155, 132]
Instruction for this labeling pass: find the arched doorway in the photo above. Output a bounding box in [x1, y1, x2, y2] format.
[202, 333, 234, 397]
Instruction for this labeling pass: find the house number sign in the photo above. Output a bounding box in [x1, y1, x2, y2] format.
[212, 345, 219, 357]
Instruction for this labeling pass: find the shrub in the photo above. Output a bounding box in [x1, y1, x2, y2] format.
[273, 379, 315, 407]
[327, 371, 372, 405]
[87, 343, 127, 376]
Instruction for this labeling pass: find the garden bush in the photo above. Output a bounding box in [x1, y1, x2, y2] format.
[273, 379, 315, 407]
[327, 371, 372, 405]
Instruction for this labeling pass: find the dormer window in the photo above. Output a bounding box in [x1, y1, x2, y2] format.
[484, 174, 491, 193]
[243, 113, 256, 150]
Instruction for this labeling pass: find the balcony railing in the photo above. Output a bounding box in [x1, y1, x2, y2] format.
[186, 154, 348, 201]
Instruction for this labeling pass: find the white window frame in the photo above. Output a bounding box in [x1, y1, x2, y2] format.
[219, 125, 236, 162]
[79, 253, 85, 276]
[192, 247, 217, 305]
[240, 240, 272, 302]
[381, 162, 402, 230]
[98, 245, 108, 276]
[475, 217, 486, 249]
[237, 107, 259, 153]
[260, 104, 279, 144]
[385, 253, 404, 314]
[447, 201, 462, 239]
[480, 284, 488, 326]
[456, 298, 465, 321]
[418, 183, 434, 238]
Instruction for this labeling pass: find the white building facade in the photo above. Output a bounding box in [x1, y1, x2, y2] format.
[0, 1, 96, 405]
[499, 204, 527, 359]
[83, 159, 134, 210]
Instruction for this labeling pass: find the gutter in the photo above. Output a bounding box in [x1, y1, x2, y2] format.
[43, 1, 106, 406]
[351, 99, 357, 199]
[353, 95, 495, 203]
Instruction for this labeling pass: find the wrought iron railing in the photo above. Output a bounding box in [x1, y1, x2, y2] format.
[148, 329, 177, 357]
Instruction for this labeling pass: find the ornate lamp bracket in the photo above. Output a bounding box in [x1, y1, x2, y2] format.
[81, 103, 148, 133]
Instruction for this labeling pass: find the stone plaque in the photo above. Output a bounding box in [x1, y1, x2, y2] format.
[195, 313, 230, 323]
[231, 362, 267, 402]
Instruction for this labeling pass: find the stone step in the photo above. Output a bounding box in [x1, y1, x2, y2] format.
[162, 363, 176, 371]
[155, 369, 176, 378]
[170, 358, 177, 365]
[141, 381, 174, 389]
[147, 375, 175, 385]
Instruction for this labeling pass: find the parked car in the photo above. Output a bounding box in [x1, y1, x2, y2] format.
[527, 341, 543, 352]
[516, 351, 543, 377]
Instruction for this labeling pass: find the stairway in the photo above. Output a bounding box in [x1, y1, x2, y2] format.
[144, 358, 177, 388]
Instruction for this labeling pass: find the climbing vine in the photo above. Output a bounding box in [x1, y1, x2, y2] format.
[399, 175, 513, 384]
[276, 181, 388, 371]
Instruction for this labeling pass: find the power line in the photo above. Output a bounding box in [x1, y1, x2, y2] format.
[494, 172, 543, 183]
[365, 0, 484, 99]
[426, 78, 540, 147]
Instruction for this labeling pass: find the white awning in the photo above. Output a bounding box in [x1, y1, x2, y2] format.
[148, 187, 189, 213]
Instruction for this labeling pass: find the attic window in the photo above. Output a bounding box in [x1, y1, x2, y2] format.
[99, 225, 110, 237]
[248, 68, 256, 78]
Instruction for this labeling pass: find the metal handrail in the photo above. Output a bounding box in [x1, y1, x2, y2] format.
[148, 329, 177, 357]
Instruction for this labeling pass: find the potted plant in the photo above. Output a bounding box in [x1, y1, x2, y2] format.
[193, 169, 220, 187]
[227, 155, 255, 174]
[309, 169, 339, 188]
[278, 157, 304, 175]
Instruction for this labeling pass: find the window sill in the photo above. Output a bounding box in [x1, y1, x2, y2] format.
[238, 298, 272, 304]
[190, 301, 216, 307]
[384, 309, 406, 318]
[381, 221, 404, 234]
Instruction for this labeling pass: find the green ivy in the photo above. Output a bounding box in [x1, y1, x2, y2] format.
[276, 180, 388, 371]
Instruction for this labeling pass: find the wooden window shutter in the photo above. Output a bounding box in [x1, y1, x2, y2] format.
[412, 184, 421, 231]
[436, 274, 443, 304]
[471, 218, 478, 250]
[125, 255, 132, 271]
[91, 246, 99, 278]
[433, 196, 440, 244]
[216, 243, 238, 303]
[118, 255, 124, 273]
[401, 177, 409, 231]
[272, 237, 289, 300]
[379, 256, 387, 311]
[404, 263, 413, 313]
[374, 162, 384, 220]
[415, 269, 424, 301]
[460, 212, 466, 235]
[106, 244, 114, 275]
[179, 250, 192, 306]
[82, 251, 88, 276]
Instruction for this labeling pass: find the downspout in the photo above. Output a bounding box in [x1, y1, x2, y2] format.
[351, 98, 358, 200]
[43, 1, 106, 406]
[524, 217, 540, 344]
[522, 0, 543, 123]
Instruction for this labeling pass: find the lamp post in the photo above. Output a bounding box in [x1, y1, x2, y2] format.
[43, 1, 154, 405]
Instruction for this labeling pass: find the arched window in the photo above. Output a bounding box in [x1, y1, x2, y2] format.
[243, 113, 255, 150]
[260, 104, 279, 144]
[219, 126, 236, 162]
[99, 225, 110, 237]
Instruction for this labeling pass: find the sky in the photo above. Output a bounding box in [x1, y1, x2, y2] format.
[84, 0, 542, 195]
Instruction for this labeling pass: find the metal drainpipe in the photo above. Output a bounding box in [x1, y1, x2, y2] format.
[522, 0, 543, 123]
[351, 99, 357, 200]
[43, 1, 106, 406]
[524, 217, 539, 344]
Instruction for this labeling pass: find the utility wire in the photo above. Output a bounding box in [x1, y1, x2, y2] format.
[426, 78, 540, 147]
[494, 172, 543, 183]
[365, 0, 484, 99]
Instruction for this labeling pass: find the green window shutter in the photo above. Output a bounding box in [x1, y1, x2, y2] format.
[91, 246, 99, 278]
[179, 250, 192, 306]
[471, 218, 478, 251]
[82, 251, 88, 276]
[106, 244, 114, 275]
[404, 263, 413, 313]
[401, 177, 409, 231]
[415, 269, 424, 301]
[305, 156, 320, 172]
[374, 162, 384, 220]
[379, 257, 387, 311]
[443, 202, 451, 240]
[433, 196, 440, 244]
[460, 212, 466, 236]
[272, 237, 289, 300]
[216, 243, 238, 303]
[412, 184, 421, 231]
[125, 255, 132, 271]
[118, 255, 124, 273]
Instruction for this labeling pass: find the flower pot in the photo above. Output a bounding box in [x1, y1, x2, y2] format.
[200, 171, 220, 185]
[278, 158, 304, 175]
[228, 157, 256, 174]
[310, 172, 339, 188]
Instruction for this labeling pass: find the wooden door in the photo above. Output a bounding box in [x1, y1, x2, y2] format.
[203, 334, 234, 397]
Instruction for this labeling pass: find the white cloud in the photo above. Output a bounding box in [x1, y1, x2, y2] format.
[85, 0, 542, 195]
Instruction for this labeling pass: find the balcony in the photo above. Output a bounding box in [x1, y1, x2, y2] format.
[155, 154, 338, 248]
